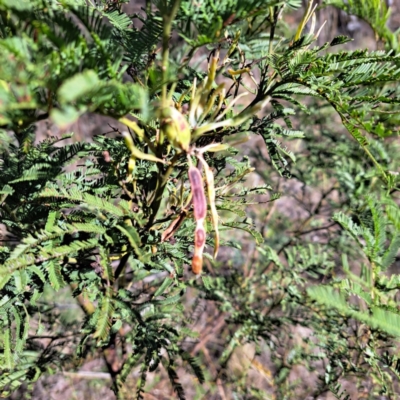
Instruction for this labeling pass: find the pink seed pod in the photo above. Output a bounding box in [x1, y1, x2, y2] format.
[195, 226, 206, 248]
[188, 166, 206, 221]
[192, 223, 206, 274]
[189, 166, 208, 274]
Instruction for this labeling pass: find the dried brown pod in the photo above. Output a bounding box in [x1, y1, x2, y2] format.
[161, 210, 188, 242]
[192, 254, 203, 275]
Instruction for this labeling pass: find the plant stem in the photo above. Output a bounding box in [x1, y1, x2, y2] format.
[161, 0, 181, 107]
[268, 7, 275, 55]
[147, 152, 182, 229]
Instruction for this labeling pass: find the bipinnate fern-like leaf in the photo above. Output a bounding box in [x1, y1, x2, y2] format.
[333, 212, 367, 249]
[179, 350, 205, 384]
[7, 223, 106, 262]
[381, 235, 400, 271]
[0, 238, 99, 283]
[333, 197, 400, 271]
[47, 261, 66, 291]
[330, 382, 351, 400]
[115, 224, 142, 257]
[121, 14, 163, 69]
[117, 352, 143, 389]
[365, 196, 387, 258]
[94, 287, 114, 342]
[136, 361, 148, 400]
[166, 362, 185, 400]
[308, 285, 400, 337]
[13, 307, 29, 356]
[40, 187, 125, 217]
[325, 0, 394, 49]
[179, 0, 301, 46]
[2, 314, 13, 370]
[102, 9, 133, 32]
[44, 211, 58, 232]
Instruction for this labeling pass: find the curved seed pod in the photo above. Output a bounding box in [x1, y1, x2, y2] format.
[224, 29, 241, 61]
[119, 117, 144, 141]
[161, 210, 188, 242]
[159, 107, 191, 151]
[198, 155, 219, 259]
[204, 51, 218, 92]
[227, 67, 250, 76]
[121, 132, 164, 163]
[127, 156, 136, 181]
[294, 0, 317, 41]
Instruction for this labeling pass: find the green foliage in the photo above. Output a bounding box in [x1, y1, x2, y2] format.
[324, 0, 399, 50]
[0, 0, 400, 398]
[248, 83, 400, 396]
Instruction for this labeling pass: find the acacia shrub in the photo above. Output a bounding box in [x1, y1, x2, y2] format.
[0, 0, 399, 399]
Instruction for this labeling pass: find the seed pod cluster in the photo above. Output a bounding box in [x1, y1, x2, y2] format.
[159, 107, 191, 151]
[188, 166, 207, 274]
